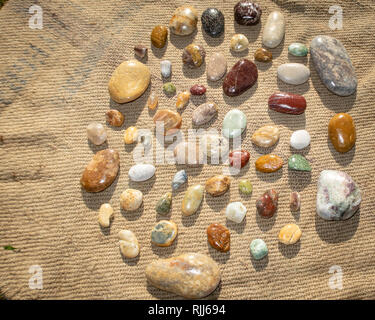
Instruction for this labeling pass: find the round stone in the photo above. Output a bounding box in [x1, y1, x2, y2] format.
[201, 8, 225, 38]
[106, 110, 124, 127]
[251, 125, 280, 148]
[290, 130, 311, 149]
[222, 109, 247, 138]
[123, 126, 138, 144]
[234, 1, 262, 26]
[254, 48, 272, 62]
[277, 63, 310, 85]
[120, 189, 143, 211]
[169, 6, 198, 36]
[163, 82, 176, 95]
[229, 149, 250, 169]
[128, 163, 156, 182]
[230, 34, 249, 52]
[108, 59, 151, 103]
[250, 239, 268, 260]
[207, 223, 230, 252]
[151, 220, 178, 247]
[278, 223, 302, 245]
[238, 179, 253, 195]
[206, 52, 227, 81]
[200, 133, 229, 161]
[225, 202, 247, 223]
[87, 122, 107, 145]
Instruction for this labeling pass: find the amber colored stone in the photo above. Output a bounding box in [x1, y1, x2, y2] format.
[268, 92, 306, 115]
[151, 25, 168, 48]
[205, 175, 231, 197]
[207, 223, 230, 252]
[256, 189, 278, 218]
[182, 44, 206, 68]
[251, 125, 279, 148]
[153, 109, 182, 136]
[80, 149, 120, 192]
[229, 150, 250, 169]
[223, 59, 258, 97]
[124, 126, 138, 144]
[254, 48, 272, 62]
[278, 223, 302, 245]
[328, 113, 356, 153]
[147, 91, 158, 110]
[255, 154, 283, 172]
[106, 109, 124, 127]
[176, 91, 190, 109]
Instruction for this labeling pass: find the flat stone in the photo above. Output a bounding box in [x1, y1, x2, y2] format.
[238, 179, 253, 195]
[268, 92, 307, 114]
[256, 189, 278, 218]
[207, 224, 230, 252]
[255, 154, 283, 173]
[222, 109, 247, 138]
[288, 154, 311, 172]
[290, 192, 301, 212]
[151, 25, 168, 48]
[250, 239, 268, 260]
[316, 170, 361, 220]
[310, 35, 357, 96]
[234, 1, 262, 25]
[87, 122, 107, 145]
[80, 149, 120, 192]
[278, 223, 302, 245]
[262, 11, 285, 48]
[120, 189, 143, 211]
[226, 202, 247, 223]
[254, 48, 272, 62]
[172, 170, 188, 190]
[108, 60, 151, 103]
[182, 44, 206, 68]
[156, 192, 172, 215]
[153, 109, 182, 136]
[205, 175, 231, 197]
[230, 34, 249, 52]
[229, 149, 250, 169]
[288, 43, 308, 57]
[290, 130, 310, 149]
[328, 113, 356, 153]
[151, 220, 177, 247]
[207, 52, 227, 81]
[119, 230, 140, 258]
[251, 125, 280, 148]
[201, 8, 225, 38]
[277, 63, 310, 85]
[128, 163, 156, 182]
[145, 253, 221, 299]
[181, 184, 204, 216]
[169, 6, 198, 36]
[192, 102, 218, 126]
[223, 59, 258, 97]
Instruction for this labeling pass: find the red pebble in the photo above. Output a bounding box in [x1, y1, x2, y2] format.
[256, 189, 279, 218]
[268, 92, 306, 115]
[229, 149, 250, 169]
[190, 84, 207, 95]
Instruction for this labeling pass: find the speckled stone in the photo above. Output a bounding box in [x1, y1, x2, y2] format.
[151, 220, 177, 247]
[205, 175, 231, 197]
[156, 192, 172, 215]
[207, 52, 227, 81]
[192, 102, 218, 126]
[290, 130, 311, 149]
[120, 189, 143, 211]
[288, 43, 308, 57]
[316, 170, 361, 220]
[201, 8, 225, 38]
[256, 189, 278, 218]
[238, 179, 253, 195]
[288, 154, 311, 172]
[234, 1, 262, 26]
[182, 44, 206, 68]
[207, 223, 230, 252]
[250, 239, 268, 260]
[169, 6, 198, 36]
[172, 170, 188, 190]
[262, 11, 285, 48]
[310, 35, 357, 96]
[181, 184, 204, 216]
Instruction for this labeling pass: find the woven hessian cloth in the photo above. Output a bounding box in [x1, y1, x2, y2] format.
[0, 0, 374, 299]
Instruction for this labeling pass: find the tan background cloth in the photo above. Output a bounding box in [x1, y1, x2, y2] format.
[0, 0, 374, 300]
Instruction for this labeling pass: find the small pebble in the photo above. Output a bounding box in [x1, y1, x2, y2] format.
[182, 44, 206, 68]
[288, 43, 308, 57]
[288, 154, 311, 171]
[254, 48, 272, 62]
[255, 154, 283, 173]
[151, 25, 168, 48]
[176, 91, 190, 109]
[98, 203, 114, 228]
[192, 102, 218, 126]
[172, 170, 188, 190]
[290, 192, 301, 211]
[205, 175, 231, 197]
[207, 52, 227, 81]
[278, 223, 302, 245]
[153, 109, 182, 136]
[120, 189, 143, 211]
[251, 125, 280, 148]
[163, 82, 176, 95]
[230, 34, 249, 52]
[151, 220, 178, 247]
[277, 63, 310, 85]
[250, 239, 268, 260]
[123, 126, 138, 144]
[207, 223, 230, 252]
[239, 179, 252, 195]
[190, 84, 206, 95]
[106, 110, 124, 127]
[156, 192, 172, 215]
[234, 1, 262, 25]
[226, 202, 247, 223]
[128, 163, 156, 182]
[222, 109, 247, 139]
[160, 60, 172, 78]
[256, 189, 278, 218]
[181, 184, 204, 216]
[201, 8, 225, 38]
[134, 45, 148, 58]
[290, 130, 310, 149]
[119, 230, 140, 258]
[229, 149, 250, 169]
[147, 91, 159, 110]
[169, 5, 198, 36]
[87, 122, 107, 145]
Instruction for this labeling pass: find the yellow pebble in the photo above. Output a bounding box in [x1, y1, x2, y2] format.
[147, 91, 158, 110]
[278, 223, 301, 245]
[176, 91, 191, 109]
[124, 126, 138, 144]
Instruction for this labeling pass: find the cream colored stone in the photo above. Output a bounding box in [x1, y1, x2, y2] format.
[120, 189, 143, 211]
[251, 125, 280, 148]
[277, 63, 310, 85]
[119, 230, 140, 258]
[230, 34, 249, 52]
[98, 203, 114, 228]
[262, 11, 285, 48]
[87, 122, 107, 145]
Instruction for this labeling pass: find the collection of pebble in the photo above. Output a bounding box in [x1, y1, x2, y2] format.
[80, 1, 362, 299]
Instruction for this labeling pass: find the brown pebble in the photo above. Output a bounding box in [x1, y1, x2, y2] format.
[254, 48, 272, 62]
[290, 191, 301, 211]
[205, 175, 231, 197]
[134, 45, 148, 58]
[151, 25, 168, 48]
[207, 223, 230, 252]
[106, 110, 124, 127]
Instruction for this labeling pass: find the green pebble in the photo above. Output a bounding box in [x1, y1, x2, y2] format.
[288, 154, 311, 171]
[288, 43, 308, 57]
[239, 179, 253, 195]
[155, 192, 172, 215]
[250, 239, 268, 260]
[163, 82, 176, 95]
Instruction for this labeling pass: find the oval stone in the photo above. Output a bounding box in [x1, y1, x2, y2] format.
[251, 125, 280, 148]
[234, 1, 262, 26]
[288, 43, 308, 57]
[290, 129, 311, 149]
[160, 60, 172, 78]
[207, 52, 227, 81]
[119, 230, 140, 258]
[256, 189, 278, 218]
[87, 122, 107, 145]
[290, 191, 301, 212]
[316, 170, 361, 220]
[262, 11, 285, 48]
[80, 149, 120, 192]
[108, 60, 151, 103]
[181, 184, 204, 216]
[172, 170, 188, 190]
[207, 223, 230, 252]
[225, 202, 247, 223]
[288, 154, 311, 171]
[151, 25, 168, 48]
[254, 48, 272, 62]
[120, 189, 143, 211]
[238, 179, 253, 195]
[268, 92, 307, 115]
[175, 91, 190, 109]
[255, 154, 283, 173]
[169, 6, 198, 36]
[201, 8, 225, 38]
[106, 109, 124, 127]
[229, 149, 250, 169]
[230, 34, 249, 52]
[190, 84, 206, 95]
[222, 109, 247, 138]
[156, 192, 172, 215]
[182, 44, 206, 68]
[328, 113, 356, 153]
[278, 223, 302, 245]
[192, 102, 218, 126]
[277, 63, 310, 85]
[223, 59, 258, 97]
[128, 163, 156, 182]
[145, 253, 221, 299]
[205, 175, 231, 197]
[310, 35, 357, 96]
[151, 220, 177, 247]
[153, 109, 182, 136]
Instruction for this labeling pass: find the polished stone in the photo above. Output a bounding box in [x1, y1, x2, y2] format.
[201, 8, 225, 38]
[328, 113, 356, 153]
[223, 59, 258, 96]
[222, 109, 247, 138]
[262, 11, 285, 48]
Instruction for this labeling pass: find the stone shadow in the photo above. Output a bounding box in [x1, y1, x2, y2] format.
[277, 77, 310, 95]
[250, 253, 269, 271]
[201, 24, 225, 47]
[327, 136, 356, 167]
[226, 216, 246, 234]
[278, 241, 301, 258]
[121, 251, 140, 266]
[151, 236, 178, 257]
[256, 210, 276, 232]
[287, 170, 312, 192]
[208, 245, 230, 264]
[255, 167, 283, 183]
[120, 204, 144, 222]
[128, 175, 156, 195]
[169, 29, 197, 49]
[267, 108, 306, 131]
[233, 20, 262, 44]
[206, 190, 230, 212]
[222, 81, 258, 107]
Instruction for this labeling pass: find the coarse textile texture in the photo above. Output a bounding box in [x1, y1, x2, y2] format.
[0, 0, 375, 300]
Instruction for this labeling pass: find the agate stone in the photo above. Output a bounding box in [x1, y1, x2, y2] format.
[201, 8, 225, 38]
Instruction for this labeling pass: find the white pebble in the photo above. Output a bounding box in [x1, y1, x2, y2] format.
[290, 130, 311, 149]
[225, 202, 247, 223]
[87, 122, 107, 145]
[128, 163, 155, 182]
[161, 60, 172, 78]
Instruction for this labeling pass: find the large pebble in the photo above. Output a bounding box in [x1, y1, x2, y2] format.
[87, 122, 107, 145]
[250, 239, 268, 260]
[182, 44, 206, 68]
[222, 109, 247, 138]
[201, 8, 225, 38]
[192, 102, 218, 126]
[223, 59, 258, 97]
[268, 92, 307, 115]
[316, 170, 361, 220]
[290, 130, 310, 149]
[207, 52, 227, 81]
[256, 189, 278, 218]
[234, 1, 262, 25]
[172, 170, 188, 190]
[119, 230, 140, 258]
[151, 25, 168, 48]
[120, 189, 143, 211]
[328, 113, 356, 153]
[174, 141, 202, 166]
[151, 220, 177, 247]
[207, 224, 230, 252]
[310, 35, 357, 96]
[80, 149, 120, 192]
[205, 175, 231, 197]
[128, 163, 155, 182]
[255, 154, 283, 173]
[108, 60, 151, 103]
[277, 63, 310, 85]
[145, 253, 221, 299]
[153, 109, 182, 136]
[181, 184, 204, 216]
[226, 202, 247, 223]
[251, 125, 280, 148]
[278, 223, 302, 245]
[262, 11, 285, 48]
[169, 6, 198, 36]
[156, 192, 172, 215]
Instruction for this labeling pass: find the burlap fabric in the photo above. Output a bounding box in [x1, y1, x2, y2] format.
[0, 0, 374, 300]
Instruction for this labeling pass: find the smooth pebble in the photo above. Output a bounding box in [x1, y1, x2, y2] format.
[226, 202, 247, 223]
[290, 130, 310, 149]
